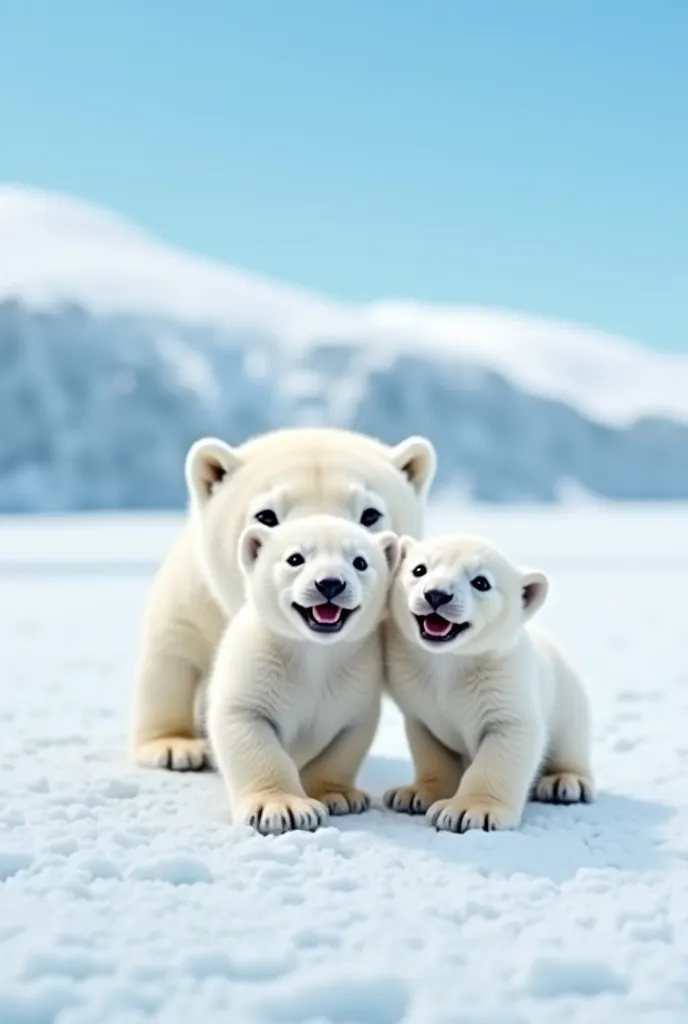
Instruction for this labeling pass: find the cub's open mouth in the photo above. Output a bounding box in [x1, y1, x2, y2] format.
[414, 613, 471, 643]
[292, 602, 357, 634]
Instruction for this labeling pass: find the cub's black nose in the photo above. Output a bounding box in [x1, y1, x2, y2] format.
[315, 577, 347, 601]
[424, 588, 453, 610]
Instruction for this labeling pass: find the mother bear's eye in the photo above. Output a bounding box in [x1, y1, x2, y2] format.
[286, 553, 305, 567]
[360, 508, 382, 527]
[255, 509, 279, 527]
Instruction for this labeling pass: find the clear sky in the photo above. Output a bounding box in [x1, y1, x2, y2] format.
[1, 1, 686, 350]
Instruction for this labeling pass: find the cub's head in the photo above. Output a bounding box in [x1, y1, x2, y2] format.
[185, 427, 435, 615]
[391, 533, 548, 656]
[238, 515, 400, 645]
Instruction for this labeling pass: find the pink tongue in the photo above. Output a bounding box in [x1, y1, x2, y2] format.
[424, 614, 452, 637]
[312, 603, 343, 624]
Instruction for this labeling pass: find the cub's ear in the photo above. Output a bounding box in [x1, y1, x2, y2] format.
[375, 531, 401, 573]
[389, 436, 437, 499]
[397, 534, 416, 565]
[521, 570, 549, 621]
[185, 437, 242, 506]
[237, 525, 271, 577]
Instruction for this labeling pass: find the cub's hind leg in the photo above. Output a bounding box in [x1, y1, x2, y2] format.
[535, 730, 595, 805]
[301, 709, 380, 815]
[535, 666, 595, 805]
[384, 718, 464, 816]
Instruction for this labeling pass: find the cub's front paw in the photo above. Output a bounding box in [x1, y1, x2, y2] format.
[383, 782, 449, 815]
[307, 786, 370, 815]
[237, 793, 329, 836]
[427, 798, 521, 833]
[134, 737, 211, 772]
[535, 772, 595, 805]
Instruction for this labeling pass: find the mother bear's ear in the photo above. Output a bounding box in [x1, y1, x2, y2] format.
[237, 524, 271, 577]
[389, 436, 437, 500]
[185, 437, 243, 507]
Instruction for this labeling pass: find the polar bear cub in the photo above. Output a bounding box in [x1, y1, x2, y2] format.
[207, 514, 400, 835]
[383, 533, 595, 833]
[131, 426, 435, 773]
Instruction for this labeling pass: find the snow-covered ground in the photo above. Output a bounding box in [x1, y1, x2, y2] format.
[1, 503, 688, 1024]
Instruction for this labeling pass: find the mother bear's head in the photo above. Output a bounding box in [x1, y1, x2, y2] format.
[185, 426, 436, 616]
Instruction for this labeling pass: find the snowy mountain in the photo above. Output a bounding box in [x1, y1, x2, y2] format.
[1, 184, 687, 512]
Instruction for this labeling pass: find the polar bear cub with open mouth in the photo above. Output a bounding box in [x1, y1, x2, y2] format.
[383, 534, 595, 833]
[207, 514, 400, 836]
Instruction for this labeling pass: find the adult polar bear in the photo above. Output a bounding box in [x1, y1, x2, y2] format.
[130, 426, 436, 771]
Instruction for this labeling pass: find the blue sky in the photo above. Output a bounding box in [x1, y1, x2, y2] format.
[1, 1, 686, 350]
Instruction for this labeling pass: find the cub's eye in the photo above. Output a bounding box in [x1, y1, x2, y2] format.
[255, 509, 279, 527]
[412, 564, 427, 578]
[360, 508, 382, 527]
[471, 575, 491, 592]
[353, 556, 368, 572]
[286, 553, 305, 567]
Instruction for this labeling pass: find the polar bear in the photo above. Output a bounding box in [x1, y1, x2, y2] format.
[383, 533, 595, 833]
[130, 427, 435, 771]
[206, 514, 400, 835]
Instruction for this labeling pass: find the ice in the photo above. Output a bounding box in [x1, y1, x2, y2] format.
[1, 504, 687, 1022]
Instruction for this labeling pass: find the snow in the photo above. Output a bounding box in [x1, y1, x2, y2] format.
[0, 185, 352, 345]
[367, 302, 688, 428]
[2, 503, 688, 1023]
[3, 183, 688, 428]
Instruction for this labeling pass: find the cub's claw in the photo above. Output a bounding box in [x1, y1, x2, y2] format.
[427, 798, 520, 833]
[383, 783, 447, 815]
[238, 794, 329, 836]
[135, 737, 211, 772]
[535, 772, 595, 805]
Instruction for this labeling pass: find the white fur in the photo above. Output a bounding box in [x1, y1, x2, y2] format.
[206, 515, 400, 835]
[130, 426, 435, 771]
[383, 533, 595, 833]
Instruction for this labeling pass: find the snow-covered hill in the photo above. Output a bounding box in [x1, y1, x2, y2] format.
[1, 184, 686, 511]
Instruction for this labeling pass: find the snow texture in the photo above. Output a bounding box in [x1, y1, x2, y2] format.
[1, 503, 687, 1023]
